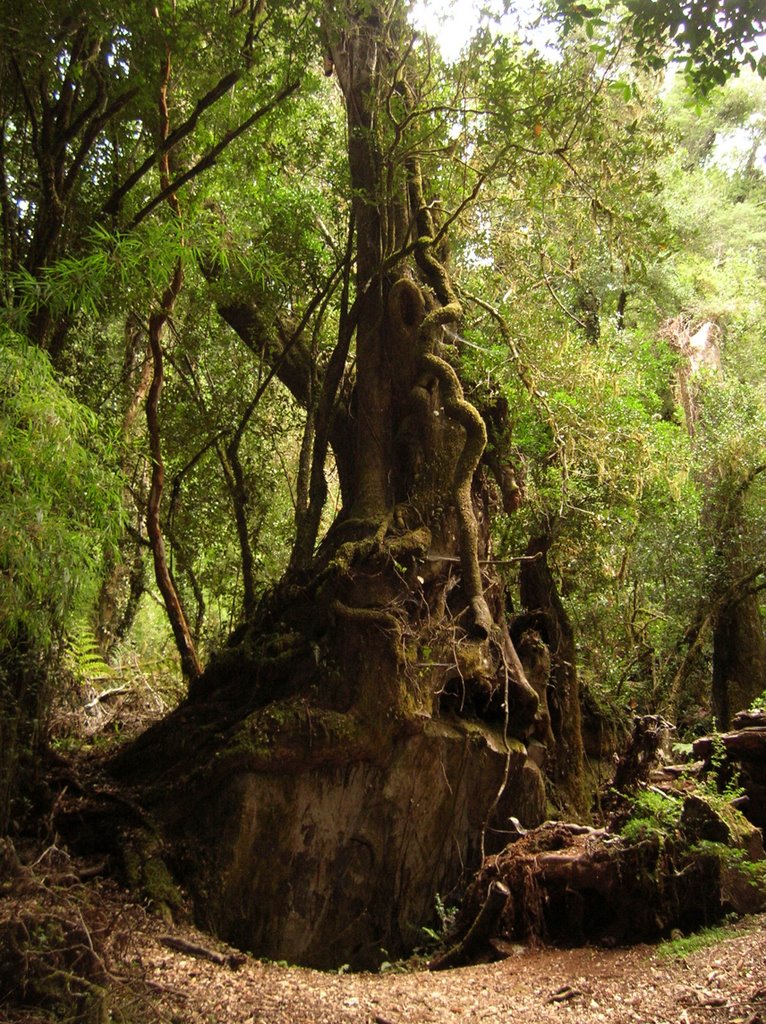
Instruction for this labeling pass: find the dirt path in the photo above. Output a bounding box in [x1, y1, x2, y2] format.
[3, 849, 765, 1024]
[123, 907, 766, 1024]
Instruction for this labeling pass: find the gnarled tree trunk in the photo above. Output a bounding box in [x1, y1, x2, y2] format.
[110, 0, 582, 968]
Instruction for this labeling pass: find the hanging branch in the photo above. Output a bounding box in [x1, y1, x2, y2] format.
[102, 3, 273, 218]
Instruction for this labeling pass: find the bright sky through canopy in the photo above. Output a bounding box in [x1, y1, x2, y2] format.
[410, 0, 557, 62]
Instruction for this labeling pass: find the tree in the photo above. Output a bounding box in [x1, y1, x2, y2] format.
[651, 72, 766, 725]
[0, 328, 122, 831]
[76, 0, 766, 968]
[1, 0, 306, 670]
[4, 0, 766, 972]
[555, 0, 766, 92]
[108, 0, 649, 969]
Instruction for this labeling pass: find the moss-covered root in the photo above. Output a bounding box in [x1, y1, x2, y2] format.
[502, 628, 539, 723]
[421, 351, 492, 638]
[406, 160, 491, 636]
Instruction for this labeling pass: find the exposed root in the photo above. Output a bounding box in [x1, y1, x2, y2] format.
[330, 599, 401, 633]
[428, 879, 510, 971]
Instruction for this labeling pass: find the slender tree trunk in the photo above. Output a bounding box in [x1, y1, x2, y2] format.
[665, 318, 766, 723]
[289, 220, 355, 571]
[712, 594, 766, 728]
[145, 51, 202, 684]
[97, 315, 153, 658]
[146, 265, 202, 682]
[518, 533, 585, 812]
[222, 436, 258, 619]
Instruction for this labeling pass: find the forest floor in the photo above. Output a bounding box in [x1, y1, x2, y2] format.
[4, 851, 766, 1024]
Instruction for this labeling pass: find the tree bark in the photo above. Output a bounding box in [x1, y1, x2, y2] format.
[518, 533, 585, 812]
[146, 264, 202, 683]
[326, 11, 393, 519]
[712, 593, 766, 728]
[144, 53, 201, 684]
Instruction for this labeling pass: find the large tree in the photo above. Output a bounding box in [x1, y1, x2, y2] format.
[5, 0, 765, 971]
[108, 0, 613, 969]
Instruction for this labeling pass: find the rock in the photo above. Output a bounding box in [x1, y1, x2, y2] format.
[580, 686, 629, 760]
[694, 728, 766, 763]
[681, 795, 731, 845]
[118, 707, 547, 970]
[527, 739, 547, 768]
[693, 727, 766, 828]
[731, 710, 766, 730]
[720, 861, 766, 915]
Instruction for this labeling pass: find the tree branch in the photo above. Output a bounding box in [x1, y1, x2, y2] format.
[130, 80, 300, 227]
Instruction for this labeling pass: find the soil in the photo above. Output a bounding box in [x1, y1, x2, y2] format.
[3, 859, 766, 1024]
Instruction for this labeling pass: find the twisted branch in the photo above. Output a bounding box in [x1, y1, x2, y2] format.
[402, 156, 491, 636]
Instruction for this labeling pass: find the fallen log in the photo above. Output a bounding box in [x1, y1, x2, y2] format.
[434, 801, 766, 966]
[158, 934, 246, 969]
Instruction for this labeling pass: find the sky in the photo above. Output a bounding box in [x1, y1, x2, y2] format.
[410, 0, 557, 62]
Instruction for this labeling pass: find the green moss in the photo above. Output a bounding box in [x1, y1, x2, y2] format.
[216, 699, 368, 771]
[620, 790, 684, 843]
[657, 921, 738, 959]
[121, 829, 183, 922]
[456, 641, 491, 680]
[693, 840, 766, 889]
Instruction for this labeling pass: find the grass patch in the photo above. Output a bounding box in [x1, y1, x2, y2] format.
[657, 921, 738, 960]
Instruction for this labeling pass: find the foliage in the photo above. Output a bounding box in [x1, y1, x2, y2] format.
[0, 329, 123, 657]
[0, 326, 124, 829]
[694, 838, 766, 888]
[620, 789, 683, 843]
[0, 0, 764, 781]
[750, 691, 766, 712]
[64, 625, 114, 687]
[656, 920, 737, 959]
[553, 0, 766, 92]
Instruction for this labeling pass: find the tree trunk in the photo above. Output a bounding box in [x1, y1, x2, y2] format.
[96, 315, 153, 659]
[144, 53, 202, 684]
[712, 594, 766, 728]
[517, 533, 586, 814]
[145, 268, 202, 683]
[665, 317, 766, 724]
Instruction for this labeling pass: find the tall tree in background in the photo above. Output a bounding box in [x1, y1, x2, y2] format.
[0, 0, 306, 823]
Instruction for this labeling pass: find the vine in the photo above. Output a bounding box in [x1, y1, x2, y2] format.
[404, 157, 492, 637]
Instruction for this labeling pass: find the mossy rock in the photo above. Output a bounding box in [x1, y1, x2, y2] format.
[121, 828, 184, 923]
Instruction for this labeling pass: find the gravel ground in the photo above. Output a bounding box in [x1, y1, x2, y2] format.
[3, 849, 765, 1024]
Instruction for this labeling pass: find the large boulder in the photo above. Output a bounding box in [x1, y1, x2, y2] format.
[112, 700, 546, 969]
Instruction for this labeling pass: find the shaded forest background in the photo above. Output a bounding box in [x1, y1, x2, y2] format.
[2, 0, 766, 859]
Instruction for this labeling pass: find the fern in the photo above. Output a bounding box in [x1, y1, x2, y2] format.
[65, 625, 113, 684]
